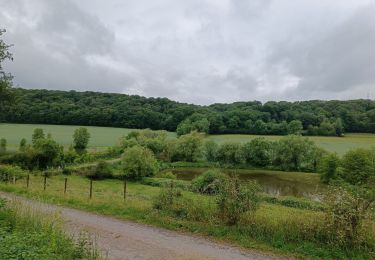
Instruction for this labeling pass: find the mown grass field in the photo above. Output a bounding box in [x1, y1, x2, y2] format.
[208, 133, 375, 155]
[0, 123, 176, 151]
[1, 123, 375, 154]
[0, 174, 374, 258]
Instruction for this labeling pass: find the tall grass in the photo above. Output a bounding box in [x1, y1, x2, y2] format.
[0, 197, 99, 259]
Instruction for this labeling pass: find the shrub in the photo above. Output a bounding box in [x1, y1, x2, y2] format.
[88, 161, 112, 180]
[152, 182, 182, 210]
[323, 185, 375, 246]
[319, 153, 341, 183]
[122, 145, 158, 180]
[156, 171, 177, 179]
[191, 169, 227, 195]
[216, 176, 261, 225]
[242, 138, 271, 167]
[216, 142, 244, 165]
[341, 148, 374, 185]
[0, 165, 27, 181]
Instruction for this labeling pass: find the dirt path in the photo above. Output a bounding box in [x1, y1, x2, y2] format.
[0, 192, 284, 260]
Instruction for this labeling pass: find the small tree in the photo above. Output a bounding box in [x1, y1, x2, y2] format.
[287, 120, 303, 135]
[73, 127, 90, 153]
[122, 145, 158, 180]
[204, 140, 218, 162]
[217, 176, 261, 225]
[32, 128, 45, 145]
[319, 153, 341, 183]
[242, 137, 271, 167]
[334, 118, 344, 137]
[216, 142, 244, 165]
[341, 148, 373, 185]
[172, 131, 204, 162]
[0, 138, 6, 153]
[19, 138, 27, 151]
[33, 138, 64, 169]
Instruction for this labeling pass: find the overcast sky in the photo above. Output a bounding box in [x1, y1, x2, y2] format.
[1, 0, 374, 104]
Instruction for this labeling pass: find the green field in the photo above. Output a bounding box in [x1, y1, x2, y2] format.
[0, 123, 176, 151]
[1, 123, 374, 155]
[208, 133, 375, 155]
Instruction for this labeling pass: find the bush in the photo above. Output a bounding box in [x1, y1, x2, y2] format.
[156, 171, 177, 179]
[152, 182, 182, 210]
[341, 148, 374, 185]
[216, 176, 261, 225]
[319, 153, 341, 183]
[122, 145, 158, 180]
[88, 161, 112, 180]
[0, 165, 27, 181]
[216, 142, 244, 165]
[191, 169, 227, 195]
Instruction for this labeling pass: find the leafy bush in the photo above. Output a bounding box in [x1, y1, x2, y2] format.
[323, 185, 375, 246]
[122, 145, 158, 180]
[152, 182, 182, 210]
[156, 171, 177, 179]
[217, 176, 261, 225]
[191, 169, 227, 195]
[88, 160, 113, 180]
[0, 165, 27, 181]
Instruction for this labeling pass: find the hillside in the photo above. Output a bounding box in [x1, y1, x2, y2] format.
[1, 88, 374, 135]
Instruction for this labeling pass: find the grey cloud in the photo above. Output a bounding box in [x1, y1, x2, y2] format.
[1, 0, 374, 104]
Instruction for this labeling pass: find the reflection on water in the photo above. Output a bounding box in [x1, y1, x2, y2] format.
[168, 168, 324, 200]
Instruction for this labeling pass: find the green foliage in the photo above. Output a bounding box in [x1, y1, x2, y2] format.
[152, 182, 182, 210]
[0, 137, 6, 153]
[176, 116, 210, 136]
[0, 199, 98, 259]
[121, 129, 167, 158]
[324, 185, 375, 246]
[242, 137, 271, 167]
[141, 177, 190, 190]
[73, 127, 90, 153]
[216, 142, 244, 164]
[0, 29, 13, 114]
[170, 131, 204, 162]
[156, 171, 177, 179]
[7, 88, 375, 135]
[319, 153, 341, 183]
[19, 138, 27, 151]
[341, 148, 375, 185]
[122, 145, 158, 180]
[0, 165, 27, 181]
[33, 138, 64, 169]
[32, 128, 45, 145]
[204, 139, 219, 162]
[191, 169, 227, 195]
[273, 135, 316, 171]
[216, 176, 262, 225]
[287, 120, 303, 135]
[88, 160, 112, 180]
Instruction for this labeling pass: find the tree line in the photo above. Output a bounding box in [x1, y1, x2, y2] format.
[1, 88, 374, 136]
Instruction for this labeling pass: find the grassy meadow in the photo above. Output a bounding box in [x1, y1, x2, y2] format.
[1, 123, 375, 155]
[0, 174, 374, 258]
[208, 133, 375, 155]
[0, 123, 176, 151]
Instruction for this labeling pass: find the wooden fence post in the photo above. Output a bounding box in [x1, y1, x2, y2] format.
[89, 179, 93, 199]
[43, 175, 47, 191]
[26, 174, 30, 189]
[123, 180, 127, 201]
[64, 178, 67, 195]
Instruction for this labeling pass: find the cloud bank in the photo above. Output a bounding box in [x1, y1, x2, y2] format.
[1, 0, 374, 104]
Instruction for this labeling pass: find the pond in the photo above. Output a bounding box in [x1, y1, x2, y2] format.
[164, 168, 325, 200]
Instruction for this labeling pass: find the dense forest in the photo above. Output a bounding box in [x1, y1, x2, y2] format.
[1, 88, 375, 135]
